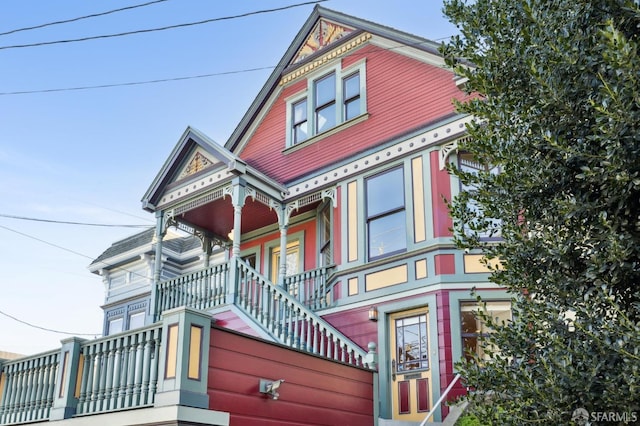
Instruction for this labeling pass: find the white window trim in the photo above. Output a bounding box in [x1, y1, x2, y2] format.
[285, 59, 367, 148]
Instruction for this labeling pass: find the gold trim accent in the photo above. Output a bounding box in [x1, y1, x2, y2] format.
[188, 325, 203, 380]
[280, 33, 372, 86]
[165, 324, 179, 379]
[463, 254, 503, 273]
[415, 259, 428, 280]
[347, 181, 358, 262]
[365, 264, 408, 291]
[412, 157, 426, 242]
[348, 277, 359, 296]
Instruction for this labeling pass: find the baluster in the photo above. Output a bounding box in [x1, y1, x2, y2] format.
[117, 336, 130, 408]
[110, 337, 122, 410]
[30, 357, 44, 421]
[292, 307, 300, 349]
[133, 332, 145, 406]
[102, 340, 115, 411]
[5, 363, 18, 422]
[20, 359, 33, 422]
[77, 347, 90, 414]
[13, 363, 26, 423]
[140, 330, 152, 405]
[125, 336, 136, 408]
[148, 328, 160, 404]
[44, 355, 58, 417]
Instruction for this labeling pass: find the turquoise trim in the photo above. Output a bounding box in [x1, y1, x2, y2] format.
[376, 295, 441, 421]
[264, 230, 306, 280]
[448, 289, 511, 367]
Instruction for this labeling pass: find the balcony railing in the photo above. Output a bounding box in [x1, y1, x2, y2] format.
[0, 350, 59, 424]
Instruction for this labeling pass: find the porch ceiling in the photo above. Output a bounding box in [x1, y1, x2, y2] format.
[180, 196, 278, 238]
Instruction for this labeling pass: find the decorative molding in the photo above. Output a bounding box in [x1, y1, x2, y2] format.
[158, 167, 233, 209]
[177, 151, 215, 180]
[285, 115, 474, 199]
[281, 32, 372, 86]
[292, 19, 354, 65]
[439, 141, 458, 170]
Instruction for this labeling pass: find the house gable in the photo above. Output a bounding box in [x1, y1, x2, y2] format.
[225, 6, 467, 187]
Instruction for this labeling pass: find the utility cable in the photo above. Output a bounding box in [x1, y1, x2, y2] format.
[0, 0, 169, 37]
[0, 213, 151, 228]
[0, 66, 275, 96]
[0, 0, 327, 51]
[0, 309, 100, 336]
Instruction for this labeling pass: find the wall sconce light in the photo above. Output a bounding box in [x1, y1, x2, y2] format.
[259, 378, 285, 400]
[368, 306, 378, 321]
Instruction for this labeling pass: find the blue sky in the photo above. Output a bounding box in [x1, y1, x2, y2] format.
[0, 0, 459, 355]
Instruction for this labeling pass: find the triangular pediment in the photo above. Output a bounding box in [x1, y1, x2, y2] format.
[175, 148, 220, 183]
[291, 18, 354, 65]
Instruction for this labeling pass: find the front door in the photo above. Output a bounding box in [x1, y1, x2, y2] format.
[390, 307, 433, 422]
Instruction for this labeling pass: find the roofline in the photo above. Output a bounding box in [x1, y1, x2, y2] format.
[224, 5, 444, 153]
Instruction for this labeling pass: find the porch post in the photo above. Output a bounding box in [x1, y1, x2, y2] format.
[227, 181, 245, 303]
[150, 210, 166, 322]
[278, 205, 288, 286]
[50, 337, 86, 420]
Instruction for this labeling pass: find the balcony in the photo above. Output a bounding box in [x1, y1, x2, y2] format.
[0, 307, 377, 425]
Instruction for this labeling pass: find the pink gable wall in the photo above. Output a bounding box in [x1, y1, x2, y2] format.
[238, 44, 466, 183]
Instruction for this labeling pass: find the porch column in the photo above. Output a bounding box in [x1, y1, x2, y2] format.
[50, 337, 86, 420]
[150, 210, 166, 322]
[278, 205, 288, 286]
[230, 181, 245, 259]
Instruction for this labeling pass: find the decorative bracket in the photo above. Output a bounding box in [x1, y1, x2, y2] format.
[439, 140, 458, 170]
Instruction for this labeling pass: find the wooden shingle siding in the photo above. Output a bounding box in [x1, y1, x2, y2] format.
[238, 45, 466, 184]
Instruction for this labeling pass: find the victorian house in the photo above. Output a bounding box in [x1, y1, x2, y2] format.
[0, 6, 510, 425]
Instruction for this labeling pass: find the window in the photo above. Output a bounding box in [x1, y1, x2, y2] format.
[395, 314, 429, 371]
[366, 167, 407, 260]
[459, 152, 501, 238]
[319, 203, 332, 266]
[460, 301, 511, 361]
[270, 241, 301, 283]
[286, 62, 366, 147]
[128, 311, 145, 330]
[108, 317, 123, 335]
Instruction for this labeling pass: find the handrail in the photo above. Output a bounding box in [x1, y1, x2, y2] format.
[420, 373, 462, 425]
[235, 258, 372, 368]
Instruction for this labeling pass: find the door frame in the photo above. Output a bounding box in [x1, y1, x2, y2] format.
[376, 295, 442, 422]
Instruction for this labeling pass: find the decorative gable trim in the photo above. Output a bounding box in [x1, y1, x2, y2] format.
[292, 19, 355, 64]
[177, 150, 217, 181]
[281, 32, 372, 86]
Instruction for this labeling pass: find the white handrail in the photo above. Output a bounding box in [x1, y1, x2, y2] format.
[420, 373, 462, 425]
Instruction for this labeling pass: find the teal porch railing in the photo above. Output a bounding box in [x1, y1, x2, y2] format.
[154, 262, 229, 320]
[76, 323, 162, 415]
[283, 265, 334, 310]
[0, 350, 59, 424]
[235, 259, 370, 368]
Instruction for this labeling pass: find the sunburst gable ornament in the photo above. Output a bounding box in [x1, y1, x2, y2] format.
[292, 19, 353, 64]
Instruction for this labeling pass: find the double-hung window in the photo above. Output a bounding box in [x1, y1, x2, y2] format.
[366, 167, 407, 260]
[460, 301, 512, 361]
[286, 61, 366, 147]
[459, 152, 502, 238]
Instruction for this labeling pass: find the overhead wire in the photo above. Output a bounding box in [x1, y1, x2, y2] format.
[0, 0, 327, 51]
[0, 213, 151, 227]
[0, 309, 100, 337]
[0, 0, 170, 37]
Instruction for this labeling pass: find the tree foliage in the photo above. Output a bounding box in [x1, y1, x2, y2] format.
[442, 0, 640, 424]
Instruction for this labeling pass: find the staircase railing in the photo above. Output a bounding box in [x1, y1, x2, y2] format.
[76, 323, 162, 415]
[0, 350, 59, 424]
[235, 258, 371, 368]
[155, 262, 229, 319]
[283, 265, 334, 310]
[420, 373, 462, 425]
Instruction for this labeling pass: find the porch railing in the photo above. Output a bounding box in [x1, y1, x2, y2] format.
[0, 350, 59, 424]
[283, 265, 334, 310]
[235, 259, 371, 368]
[76, 323, 162, 415]
[155, 262, 229, 319]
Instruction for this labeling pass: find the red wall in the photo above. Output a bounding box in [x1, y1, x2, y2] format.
[239, 45, 467, 184]
[208, 327, 375, 425]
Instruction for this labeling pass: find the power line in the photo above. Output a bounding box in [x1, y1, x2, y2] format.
[0, 0, 169, 37]
[0, 309, 100, 336]
[0, 0, 327, 51]
[0, 223, 97, 261]
[0, 66, 275, 96]
[0, 213, 152, 228]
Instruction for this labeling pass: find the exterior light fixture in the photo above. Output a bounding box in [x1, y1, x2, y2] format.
[368, 306, 378, 321]
[259, 379, 285, 400]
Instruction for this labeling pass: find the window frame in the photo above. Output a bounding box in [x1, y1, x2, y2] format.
[459, 300, 512, 362]
[365, 166, 407, 261]
[285, 60, 367, 148]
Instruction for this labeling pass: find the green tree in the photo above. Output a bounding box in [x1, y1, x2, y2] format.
[441, 0, 640, 424]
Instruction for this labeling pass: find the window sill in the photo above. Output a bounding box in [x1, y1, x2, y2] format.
[283, 113, 369, 155]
